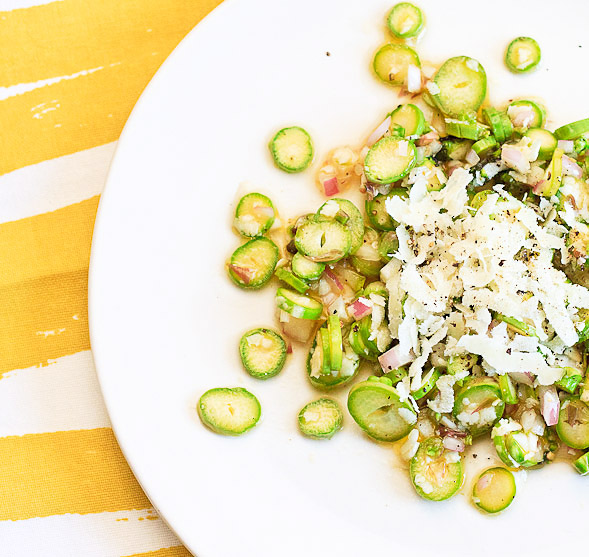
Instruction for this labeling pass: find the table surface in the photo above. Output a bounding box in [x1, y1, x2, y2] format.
[0, 1, 223, 555]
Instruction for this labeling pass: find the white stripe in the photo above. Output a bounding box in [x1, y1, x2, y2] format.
[0, 66, 115, 101]
[0, 509, 181, 557]
[0, 142, 115, 223]
[0, 0, 63, 10]
[0, 351, 111, 437]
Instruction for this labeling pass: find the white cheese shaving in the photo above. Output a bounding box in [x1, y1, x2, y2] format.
[381, 259, 404, 337]
[400, 429, 420, 460]
[341, 351, 359, 377]
[425, 80, 440, 95]
[457, 405, 497, 427]
[318, 199, 340, 218]
[458, 334, 563, 385]
[465, 58, 479, 71]
[413, 473, 434, 494]
[492, 418, 522, 438]
[376, 132, 589, 393]
[409, 327, 448, 390]
[427, 374, 456, 414]
[245, 333, 263, 346]
[444, 451, 461, 463]
[398, 407, 417, 425]
[235, 215, 260, 236]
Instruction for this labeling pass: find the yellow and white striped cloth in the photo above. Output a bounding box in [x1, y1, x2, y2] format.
[0, 1, 222, 554]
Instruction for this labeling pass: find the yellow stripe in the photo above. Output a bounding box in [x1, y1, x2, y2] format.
[0, 198, 99, 375]
[0, 0, 223, 175]
[124, 547, 192, 557]
[0, 270, 89, 377]
[0, 196, 98, 287]
[0, 428, 150, 520]
[0, 197, 99, 375]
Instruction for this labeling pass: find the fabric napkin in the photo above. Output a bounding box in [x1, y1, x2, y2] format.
[0, 1, 222, 555]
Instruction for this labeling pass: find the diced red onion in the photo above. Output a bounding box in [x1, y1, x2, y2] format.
[364, 183, 378, 200]
[253, 205, 275, 218]
[354, 242, 381, 261]
[229, 264, 254, 284]
[520, 409, 537, 433]
[510, 371, 535, 386]
[562, 154, 583, 178]
[367, 116, 391, 147]
[280, 316, 316, 343]
[348, 299, 372, 320]
[321, 291, 337, 307]
[439, 426, 467, 439]
[508, 105, 534, 128]
[568, 194, 579, 210]
[476, 472, 493, 491]
[323, 177, 340, 197]
[501, 144, 528, 173]
[488, 319, 501, 332]
[465, 149, 480, 165]
[532, 179, 547, 195]
[429, 139, 443, 156]
[443, 436, 465, 452]
[328, 296, 347, 319]
[378, 345, 415, 372]
[406, 64, 422, 93]
[445, 160, 462, 177]
[324, 268, 344, 291]
[417, 131, 439, 146]
[538, 385, 560, 426]
[557, 140, 574, 153]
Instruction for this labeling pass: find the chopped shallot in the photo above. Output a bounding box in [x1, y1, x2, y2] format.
[476, 472, 493, 491]
[510, 372, 535, 386]
[507, 104, 535, 128]
[406, 64, 422, 93]
[562, 155, 583, 178]
[417, 131, 439, 146]
[324, 268, 344, 291]
[501, 144, 529, 174]
[348, 298, 372, 320]
[253, 205, 275, 218]
[445, 160, 463, 177]
[442, 436, 465, 452]
[328, 296, 347, 319]
[280, 316, 316, 344]
[532, 179, 547, 195]
[323, 177, 340, 196]
[366, 116, 391, 147]
[465, 149, 480, 165]
[439, 427, 467, 438]
[538, 385, 560, 426]
[229, 264, 254, 284]
[378, 344, 415, 372]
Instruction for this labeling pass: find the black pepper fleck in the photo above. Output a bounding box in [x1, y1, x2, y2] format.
[326, 51, 331, 56]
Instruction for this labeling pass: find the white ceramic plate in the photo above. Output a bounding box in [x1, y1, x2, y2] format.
[89, 1, 589, 555]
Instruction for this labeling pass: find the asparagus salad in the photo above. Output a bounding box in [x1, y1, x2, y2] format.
[199, 3, 589, 513]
